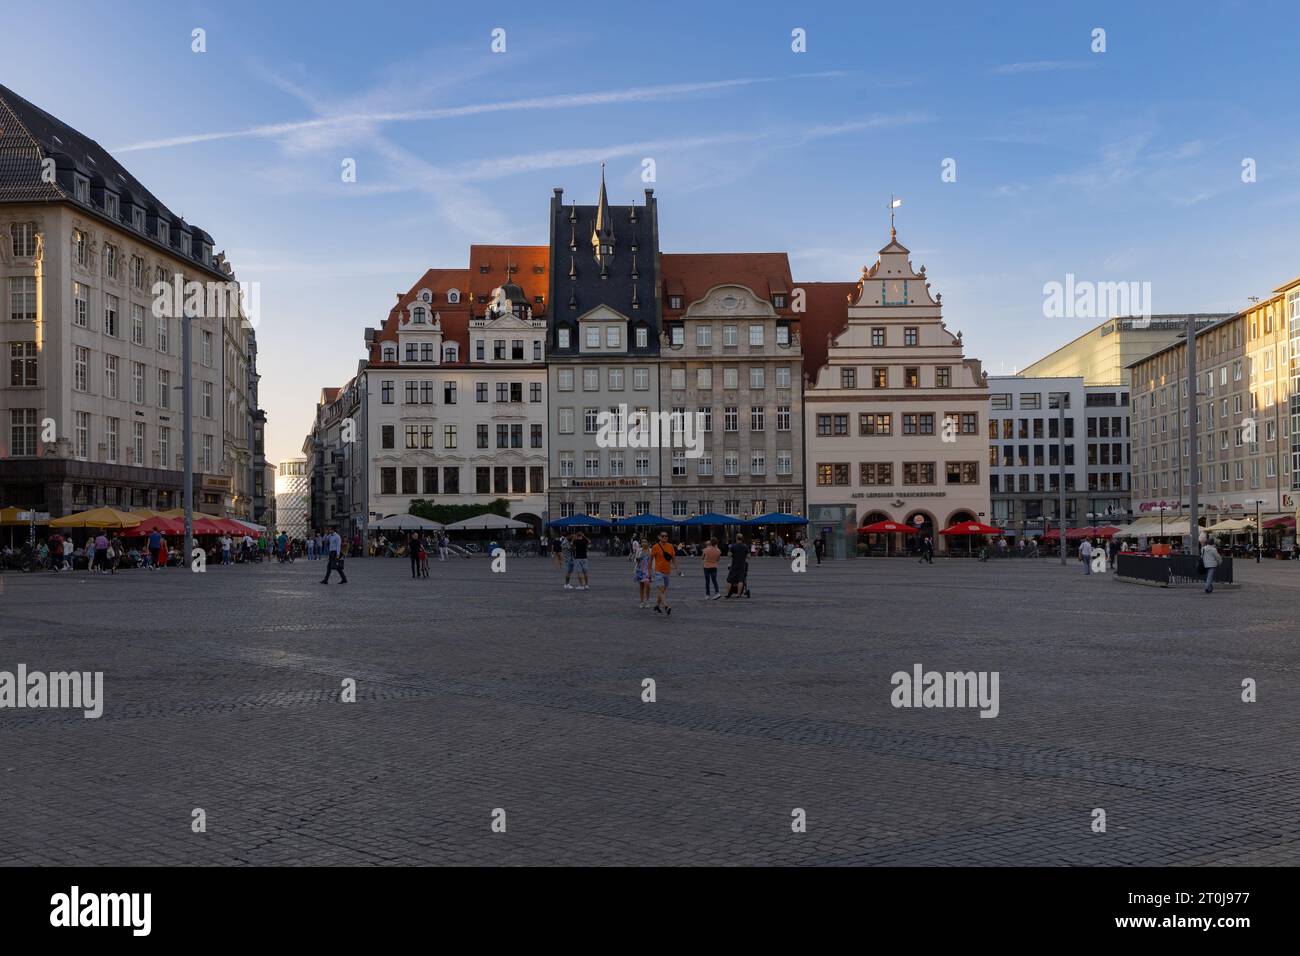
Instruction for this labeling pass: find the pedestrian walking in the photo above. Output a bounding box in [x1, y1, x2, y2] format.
[1081, 538, 1093, 575]
[633, 537, 652, 607]
[408, 531, 421, 579]
[320, 526, 348, 584]
[702, 537, 722, 599]
[918, 535, 934, 565]
[813, 535, 825, 565]
[560, 533, 574, 586]
[650, 531, 677, 615]
[724, 534, 750, 598]
[1200, 539, 1222, 593]
[572, 531, 590, 590]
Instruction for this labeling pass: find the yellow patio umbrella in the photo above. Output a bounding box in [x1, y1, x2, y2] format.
[49, 507, 138, 529]
[157, 507, 223, 520]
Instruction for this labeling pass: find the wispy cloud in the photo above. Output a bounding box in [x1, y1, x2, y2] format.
[111, 74, 847, 153]
[991, 60, 1097, 75]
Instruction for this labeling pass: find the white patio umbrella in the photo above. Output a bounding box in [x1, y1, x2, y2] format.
[442, 513, 528, 531]
[370, 514, 445, 532]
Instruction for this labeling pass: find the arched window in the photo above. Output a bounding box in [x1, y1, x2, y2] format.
[381, 343, 397, 362]
[443, 343, 459, 363]
[446, 288, 460, 304]
[413, 306, 426, 324]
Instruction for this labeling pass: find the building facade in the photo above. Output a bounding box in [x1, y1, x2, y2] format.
[1021, 314, 1228, 386]
[658, 253, 804, 520]
[275, 457, 309, 540]
[545, 172, 664, 522]
[986, 376, 1131, 538]
[1130, 284, 1296, 522]
[0, 84, 264, 518]
[360, 248, 550, 529]
[801, 228, 990, 556]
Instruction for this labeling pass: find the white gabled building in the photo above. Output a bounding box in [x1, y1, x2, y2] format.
[800, 226, 991, 556]
[359, 248, 550, 531]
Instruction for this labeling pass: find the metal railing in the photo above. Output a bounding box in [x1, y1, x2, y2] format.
[1115, 553, 1233, 585]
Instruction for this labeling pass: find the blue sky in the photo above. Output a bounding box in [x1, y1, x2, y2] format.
[6, 0, 1299, 466]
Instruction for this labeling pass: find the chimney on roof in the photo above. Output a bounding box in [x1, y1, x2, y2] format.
[645, 188, 654, 203]
[554, 187, 563, 199]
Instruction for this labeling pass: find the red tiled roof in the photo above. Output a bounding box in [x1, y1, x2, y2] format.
[467, 245, 548, 314]
[369, 268, 470, 364]
[660, 253, 794, 317]
[796, 281, 857, 384]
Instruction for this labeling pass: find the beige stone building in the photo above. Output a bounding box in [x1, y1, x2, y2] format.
[1128, 281, 1298, 525]
[1021, 314, 1227, 386]
[0, 83, 261, 518]
[801, 228, 989, 556]
[658, 254, 803, 521]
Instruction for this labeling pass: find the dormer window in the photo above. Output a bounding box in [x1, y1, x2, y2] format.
[479, 265, 489, 274]
[74, 176, 90, 203]
[132, 208, 145, 232]
[447, 289, 460, 304]
[381, 343, 397, 362]
[413, 306, 427, 324]
[179, 234, 190, 256]
[158, 221, 169, 244]
[443, 344, 459, 363]
[772, 294, 786, 309]
[105, 193, 119, 219]
[668, 296, 683, 310]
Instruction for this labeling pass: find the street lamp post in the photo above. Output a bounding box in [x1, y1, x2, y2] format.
[1255, 499, 1263, 563]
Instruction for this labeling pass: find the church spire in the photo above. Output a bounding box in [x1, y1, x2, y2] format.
[592, 163, 615, 262]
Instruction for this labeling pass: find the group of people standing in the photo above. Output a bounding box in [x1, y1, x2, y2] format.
[405, 531, 452, 578]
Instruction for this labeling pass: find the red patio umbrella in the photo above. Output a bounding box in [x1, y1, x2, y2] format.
[939, 521, 1002, 536]
[191, 517, 225, 536]
[1263, 515, 1296, 530]
[857, 520, 919, 534]
[122, 516, 184, 536]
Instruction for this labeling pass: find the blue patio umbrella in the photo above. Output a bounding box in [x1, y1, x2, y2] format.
[680, 512, 743, 526]
[745, 512, 809, 525]
[547, 513, 612, 529]
[615, 513, 677, 527]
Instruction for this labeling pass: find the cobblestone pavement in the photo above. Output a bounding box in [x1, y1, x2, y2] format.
[2, 553, 1297, 866]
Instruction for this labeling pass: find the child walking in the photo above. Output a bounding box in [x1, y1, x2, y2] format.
[634, 537, 653, 608]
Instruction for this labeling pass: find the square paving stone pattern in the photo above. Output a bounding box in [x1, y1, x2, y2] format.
[1, 554, 1297, 866]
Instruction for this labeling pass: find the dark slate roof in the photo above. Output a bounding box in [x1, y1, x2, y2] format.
[0, 83, 226, 278]
[547, 175, 662, 356]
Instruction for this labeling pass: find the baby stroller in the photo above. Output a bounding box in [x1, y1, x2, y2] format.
[724, 559, 751, 598]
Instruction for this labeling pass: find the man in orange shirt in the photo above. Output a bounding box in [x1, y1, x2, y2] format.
[650, 531, 678, 616]
[702, 537, 722, 599]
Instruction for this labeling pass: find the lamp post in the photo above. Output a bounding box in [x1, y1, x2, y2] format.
[1255, 498, 1263, 563]
[1158, 504, 1165, 540]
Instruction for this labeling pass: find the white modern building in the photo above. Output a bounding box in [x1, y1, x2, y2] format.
[275, 457, 309, 540]
[986, 376, 1131, 538]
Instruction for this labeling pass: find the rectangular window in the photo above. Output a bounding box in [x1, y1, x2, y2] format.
[104, 294, 119, 337]
[104, 416, 118, 462]
[9, 342, 37, 387]
[776, 405, 790, 431]
[9, 276, 37, 321]
[936, 366, 951, 388]
[750, 367, 765, 389]
[74, 346, 90, 392]
[904, 327, 918, 346]
[444, 425, 457, 448]
[749, 324, 763, 347]
[860, 413, 891, 435]
[904, 367, 920, 387]
[697, 325, 712, 347]
[157, 315, 169, 353]
[750, 406, 765, 431]
[872, 367, 888, 388]
[634, 368, 649, 390]
[841, 367, 857, 389]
